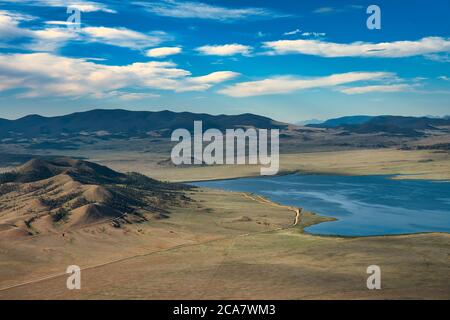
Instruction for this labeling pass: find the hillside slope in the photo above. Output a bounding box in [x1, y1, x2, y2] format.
[0, 158, 191, 237]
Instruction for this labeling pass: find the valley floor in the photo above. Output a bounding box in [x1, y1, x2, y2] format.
[84, 148, 450, 182]
[0, 188, 449, 300]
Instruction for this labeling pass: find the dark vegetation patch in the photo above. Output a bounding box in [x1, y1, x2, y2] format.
[39, 192, 83, 210]
[400, 143, 450, 151]
[0, 183, 19, 196]
[51, 208, 70, 222]
[0, 171, 20, 184]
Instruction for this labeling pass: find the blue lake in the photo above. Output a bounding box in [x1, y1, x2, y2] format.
[192, 174, 450, 236]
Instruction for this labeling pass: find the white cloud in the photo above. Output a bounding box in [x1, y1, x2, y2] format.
[0, 12, 168, 51]
[0, 9, 35, 22]
[264, 37, 450, 58]
[425, 53, 450, 63]
[189, 71, 240, 84]
[313, 7, 336, 14]
[0, 53, 239, 98]
[45, 20, 80, 26]
[83, 27, 165, 49]
[146, 46, 182, 57]
[196, 44, 251, 56]
[313, 5, 363, 15]
[176, 71, 241, 92]
[0, 10, 34, 39]
[284, 29, 301, 36]
[0, 11, 79, 50]
[339, 84, 413, 95]
[219, 72, 392, 97]
[2, 0, 116, 13]
[134, 0, 281, 21]
[108, 91, 161, 100]
[301, 32, 326, 37]
[31, 27, 80, 51]
[256, 31, 267, 38]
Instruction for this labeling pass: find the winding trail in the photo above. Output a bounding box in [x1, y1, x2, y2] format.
[0, 192, 301, 293]
[241, 192, 301, 227]
[199, 192, 302, 297]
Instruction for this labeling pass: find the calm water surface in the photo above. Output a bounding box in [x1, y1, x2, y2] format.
[192, 174, 450, 236]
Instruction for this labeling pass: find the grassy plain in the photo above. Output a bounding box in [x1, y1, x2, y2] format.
[0, 188, 449, 300]
[0, 145, 449, 299]
[81, 148, 450, 182]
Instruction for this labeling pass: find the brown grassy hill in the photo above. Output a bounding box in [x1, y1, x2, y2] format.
[0, 157, 191, 238]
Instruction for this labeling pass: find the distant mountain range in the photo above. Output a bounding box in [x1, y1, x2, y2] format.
[1, 110, 449, 140]
[0, 109, 287, 139]
[294, 119, 324, 126]
[307, 115, 450, 136]
[309, 115, 374, 128]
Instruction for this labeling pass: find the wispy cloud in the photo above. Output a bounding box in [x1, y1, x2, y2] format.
[189, 71, 240, 84]
[0, 10, 32, 41]
[283, 29, 301, 36]
[83, 27, 166, 49]
[256, 31, 267, 38]
[0, 9, 35, 22]
[0, 10, 79, 50]
[133, 0, 283, 21]
[2, 0, 116, 13]
[0, 11, 168, 51]
[263, 37, 450, 58]
[339, 84, 413, 95]
[178, 71, 240, 92]
[301, 32, 326, 37]
[108, 91, 161, 100]
[0, 53, 239, 98]
[425, 53, 450, 63]
[146, 46, 182, 58]
[45, 21, 80, 26]
[313, 5, 363, 15]
[282, 28, 326, 38]
[30, 27, 79, 51]
[219, 72, 392, 97]
[313, 7, 336, 14]
[196, 44, 251, 56]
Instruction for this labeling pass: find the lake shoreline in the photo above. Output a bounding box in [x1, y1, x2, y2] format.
[193, 173, 450, 238]
[181, 169, 450, 184]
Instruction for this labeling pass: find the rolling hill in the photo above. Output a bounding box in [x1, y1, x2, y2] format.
[0, 157, 191, 237]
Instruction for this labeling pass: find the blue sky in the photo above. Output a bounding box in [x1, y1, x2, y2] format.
[0, 0, 449, 122]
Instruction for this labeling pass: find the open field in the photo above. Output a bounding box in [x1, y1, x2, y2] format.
[0, 147, 449, 300]
[0, 188, 449, 300]
[81, 148, 450, 182]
